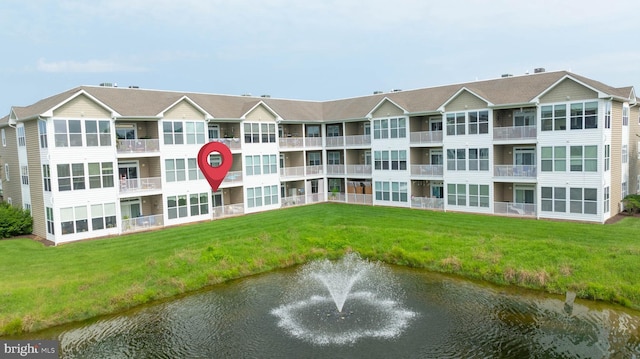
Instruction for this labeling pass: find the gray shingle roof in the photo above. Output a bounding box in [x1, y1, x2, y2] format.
[2, 70, 635, 125]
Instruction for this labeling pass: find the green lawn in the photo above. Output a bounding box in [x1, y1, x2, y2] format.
[1, 203, 639, 335]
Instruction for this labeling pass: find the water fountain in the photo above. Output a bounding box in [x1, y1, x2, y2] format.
[271, 253, 418, 345]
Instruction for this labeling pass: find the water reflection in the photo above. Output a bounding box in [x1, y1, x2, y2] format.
[12, 266, 640, 358]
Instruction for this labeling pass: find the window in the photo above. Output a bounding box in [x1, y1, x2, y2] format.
[42, 165, 51, 191]
[570, 145, 597, 172]
[38, 120, 48, 148]
[468, 148, 489, 171]
[263, 185, 278, 205]
[468, 111, 489, 134]
[245, 155, 261, 176]
[375, 181, 390, 201]
[88, 162, 114, 189]
[469, 184, 489, 207]
[327, 151, 341, 165]
[91, 203, 116, 230]
[308, 152, 321, 166]
[446, 149, 466, 171]
[167, 195, 188, 219]
[72, 164, 85, 190]
[604, 187, 610, 214]
[604, 145, 610, 172]
[541, 187, 566, 212]
[185, 122, 206, 144]
[85, 120, 111, 146]
[329, 179, 342, 192]
[165, 159, 186, 182]
[391, 182, 408, 202]
[116, 124, 136, 140]
[307, 125, 320, 137]
[46, 207, 54, 234]
[327, 125, 340, 137]
[570, 187, 597, 214]
[54, 119, 82, 147]
[390, 150, 407, 170]
[261, 123, 277, 143]
[311, 179, 319, 194]
[247, 187, 263, 208]
[163, 121, 184, 145]
[373, 119, 389, 139]
[622, 181, 628, 199]
[60, 206, 88, 234]
[262, 154, 277, 174]
[208, 124, 220, 139]
[541, 104, 567, 131]
[447, 183, 466, 206]
[374, 151, 389, 170]
[446, 113, 465, 135]
[188, 158, 203, 180]
[4, 163, 9, 181]
[622, 145, 628, 164]
[570, 102, 598, 130]
[17, 126, 25, 147]
[20, 166, 29, 185]
[57, 164, 71, 191]
[190, 192, 209, 216]
[60, 207, 74, 234]
[623, 106, 629, 126]
[1, 128, 5, 146]
[244, 123, 260, 143]
[389, 118, 407, 138]
[604, 102, 611, 129]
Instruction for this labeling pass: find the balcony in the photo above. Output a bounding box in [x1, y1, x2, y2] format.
[223, 170, 243, 185]
[305, 137, 322, 147]
[494, 202, 536, 217]
[117, 139, 159, 153]
[282, 194, 306, 207]
[326, 136, 344, 147]
[279, 137, 303, 148]
[410, 165, 443, 177]
[493, 126, 536, 141]
[346, 193, 373, 205]
[122, 214, 163, 233]
[345, 135, 371, 147]
[306, 193, 324, 204]
[212, 203, 245, 218]
[345, 164, 372, 175]
[326, 164, 345, 175]
[280, 166, 305, 178]
[210, 138, 241, 150]
[306, 165, 324, 176]
[409, 131, 443, 145]
[119, 177, 162, 194]
[494, 165, 537, 178]
[411, 197, 445, 210]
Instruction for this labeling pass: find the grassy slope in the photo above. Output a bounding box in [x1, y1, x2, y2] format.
[1, 203, 639, 335]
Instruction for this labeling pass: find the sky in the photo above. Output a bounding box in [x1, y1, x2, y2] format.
[1, 0, 640, 114]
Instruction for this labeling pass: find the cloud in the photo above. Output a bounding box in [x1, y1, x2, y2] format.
[36, 58, 147, 73]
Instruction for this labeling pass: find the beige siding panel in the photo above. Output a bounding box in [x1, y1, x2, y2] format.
[610, 103, 623, 213]
[1, 127, 22, 207]
[164, 100, 206, 120]
[53, 94, 112, 118]
[445, 91, 488, 112]
[372, 100, 404, 118]
[245, 105, 277, 122]
[25, 120, 45, 238]
[539, 79, 598, 104]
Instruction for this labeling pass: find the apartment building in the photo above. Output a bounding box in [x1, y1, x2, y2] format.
[0, 70, 638, 244]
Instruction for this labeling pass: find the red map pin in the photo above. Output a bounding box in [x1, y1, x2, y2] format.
[197, 142, 233, 192]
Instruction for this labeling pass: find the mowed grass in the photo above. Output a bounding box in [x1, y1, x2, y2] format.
[1, 203, 639, 335]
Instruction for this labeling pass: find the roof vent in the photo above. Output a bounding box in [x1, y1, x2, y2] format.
[534, 67, 546, 73]
[391, 89, 402, 92]
[373, 91, 383, 95]
[241, 93, 252, 97]
[128, 85, 139, 89]
[99, 82, 114, 87]
[501, 74, 513, 78]
[261, 94, 271, 98]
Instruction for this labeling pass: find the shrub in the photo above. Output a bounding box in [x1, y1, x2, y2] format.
[0, 202, 32, 238]
[622, 194, 640, 214]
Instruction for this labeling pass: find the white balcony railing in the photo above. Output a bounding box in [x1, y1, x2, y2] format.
[347, 193, 373, 204]
[326, 164, 345, 175]
[411, 197, 445, 210]
[305, 137, 322, 147]
[280, 166, 305, 178]
[122, 214, 163, 233]
[494, 202, 536, 217]
[345, 164, 372, 175]
[345, 135, 371, 146]
[279, 137, 304, 148]
[326, 136, 344, 147]
[117, 139, 160, 153]
[328, 192, 346, 202]
[223, 170, 243, 184]
[212, 203, 245, 218]
[210, 138, 242, 150]
[410, 165, 443, 177]
[282, 195, 306, 207]
[306, 165, 324, 176]
[494, 165, 537, 178]
[493, 126, 536, 141]
[119, 177, 162, 193]
[306, 193, 324, 204]
[409, 131, 443, 144]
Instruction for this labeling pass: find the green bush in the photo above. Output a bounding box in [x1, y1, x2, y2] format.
[622, 194, 640, 214]
[0, 202, 32, 238]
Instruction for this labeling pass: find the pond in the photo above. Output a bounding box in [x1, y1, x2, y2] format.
[12, 259, 640, 358]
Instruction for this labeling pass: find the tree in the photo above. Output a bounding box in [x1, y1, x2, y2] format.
[0, 202, 32, 238]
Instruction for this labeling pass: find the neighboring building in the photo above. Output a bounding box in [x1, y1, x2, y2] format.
[0, 70, 638, 244]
